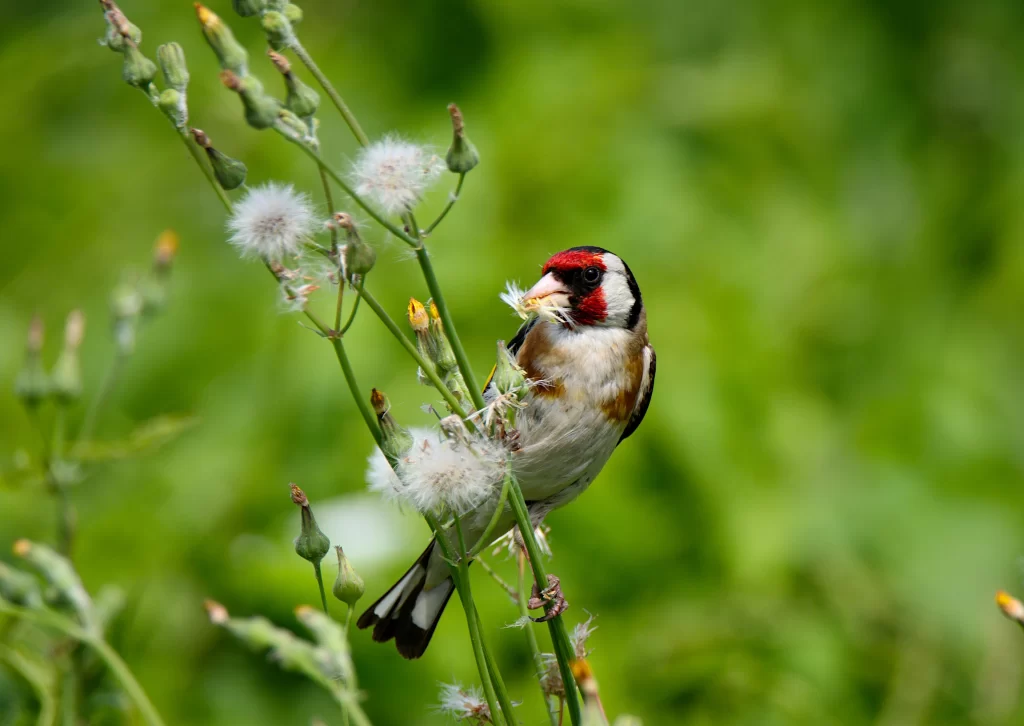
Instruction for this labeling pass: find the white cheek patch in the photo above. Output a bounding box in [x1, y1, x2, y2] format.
[601, 272, 635, 327]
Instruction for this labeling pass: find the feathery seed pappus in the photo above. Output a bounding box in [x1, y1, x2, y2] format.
[359, 246, 656, 658]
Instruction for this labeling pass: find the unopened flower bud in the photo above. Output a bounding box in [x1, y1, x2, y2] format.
[0, 561, 43, 609]
[156, 42, 189, 92]
[273, 59, 319, 118]
[261, 11, 294, 51]
[141, 230, 179, 313]
[997, 590, 1024, 625]
[221, 71, 280, 130]
[232, 0, 264, 17]
[101, 5, 141, 53]
[331, 546, 364, 606]
[290, 484, 330, 563]
[122, 43, 157, 90]
[51, 310, 85, 404]
[492, 340, 526, 395]
[157, 88, 188, 129]
[428, 301, 458, 374]
[111, 280, 142, 355]
[14, 316, 49, 409]
[153, 229, 179, 274]
[445, 103, 479, 174]
[407, 298, 429, 333]
[193, 128, 248, 190]
[335, 213, 376, 279]
[371, 388, 414, 460]
[285, 4, 303, 24]
[196, 3, 249, 76]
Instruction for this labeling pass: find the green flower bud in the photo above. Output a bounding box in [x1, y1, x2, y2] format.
[263, 0, 287, 11]
[284, 3, 303, 24]
[428, 300, 458, 374]
[370, 388, 414, 460]
[196, 3, 248, 77]
[156, 42, 189, 92]
[285, 74, 319, 118]
[492, 340, 526, 395]
[221, 71, 281, 130]
[335, 213, 376, 278]
[209, 148, 248, 190]
[101, 7, 141, 53]
[290, 484, 330, 563]
[261, 11, 294, 51]
[445, 103, 479, 174]
[331, 546, 364, 607]
[142, 230, 179, 314]
[232, 0, 264, 17]
[122, 44, 157, 90]
[14, 540, 96, 631]
[0, 561, 44, 609]
[14, 316, 49, 409]
[51, 310, 85, 404]
[275, 107, 312, 143]
[111, 279, 142, 355]
[157, 88, 188, 129]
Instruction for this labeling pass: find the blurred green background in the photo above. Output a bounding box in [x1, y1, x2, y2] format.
[3, 0, 1024, 723]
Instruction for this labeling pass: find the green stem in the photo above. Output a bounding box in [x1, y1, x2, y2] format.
[451, 516, 507, 726]
[313, 562, 329, 615]
[423, 174, 465, 236]
[337, 693, 372, 726]
[178, 132, 232, 213]
[475, 605, 518, 726]
[0, 603, 165, 726]
[0, 645, 57, 726]
[469, 466, 511, 558]
[519, 553, 559, 726]
[330, 338, 382, 448]
[355, 286, 469, 420]
[72, 353, 125, 457]
[338, 282, 362, 336]
[414, 246, 487, 411]
[288, 39, 370, 147]
[51, 406, 75, 558]
[507, 477, 583, 726]
[320, 166, 340, 254]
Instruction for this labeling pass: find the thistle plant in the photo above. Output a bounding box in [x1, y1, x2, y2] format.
[86, 1, 648, 724]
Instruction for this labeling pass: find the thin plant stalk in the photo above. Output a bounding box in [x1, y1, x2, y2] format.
[354, 286, 469, 420]
[288, 40, 369, 147]
[426, 515, 502, 725]
[0, 645, 57, 726]
[519, 552, 560, 726]
[312, 562, 329, 615]
[469, 468, 511, 558]
[0, 602, 166, 726]
[72, 353, 126, 458]
[423, 173, 465, 236]
[51, 405, 74, 557]
[507, 476, 583, 726]
[453, 515, 516, 726]
[330, 338, 382, 448]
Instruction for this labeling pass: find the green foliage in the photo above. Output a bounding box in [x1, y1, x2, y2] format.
[2, 0, 1024, 724]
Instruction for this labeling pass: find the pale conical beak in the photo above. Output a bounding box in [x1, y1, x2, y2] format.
[521, 272, 571, 312]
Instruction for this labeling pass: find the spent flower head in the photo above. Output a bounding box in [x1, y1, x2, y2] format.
[351, 135, 445, 216]
[436, 682, 493, 723]
[228, 182, 316, 261]
[366, 426, 506, 515]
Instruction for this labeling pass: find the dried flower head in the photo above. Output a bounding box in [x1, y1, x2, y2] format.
[571, 614, 597, 659]
[500, 280, 574, 327]
[366, 426, 506, 515]
[228, 182, 316, 261]
[351, 136, 445, 216]
[436, 682, 493, 723]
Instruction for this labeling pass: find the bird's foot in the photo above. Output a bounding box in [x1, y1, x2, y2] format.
[528, 574, 569, 622]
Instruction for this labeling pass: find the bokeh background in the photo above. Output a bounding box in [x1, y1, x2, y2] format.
[3, 0, 1024, 723]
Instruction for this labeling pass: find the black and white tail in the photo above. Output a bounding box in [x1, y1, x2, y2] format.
[356, 541, 455, 659]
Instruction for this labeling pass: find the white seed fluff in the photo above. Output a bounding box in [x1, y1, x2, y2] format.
[227, 182, 317, 261]
[351, 136, 445, 216]
[500, 280, 574, 327]
[435, 682, 492, 723]
[365, 426, 506, 515]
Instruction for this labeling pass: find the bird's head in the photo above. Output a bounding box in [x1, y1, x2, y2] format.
[520, 246, 643, 329]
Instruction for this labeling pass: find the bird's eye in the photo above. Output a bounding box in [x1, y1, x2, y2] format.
[582, 266, 601, 284]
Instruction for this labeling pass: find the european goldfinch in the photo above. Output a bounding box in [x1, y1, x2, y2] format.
[358, 246, 656, 658]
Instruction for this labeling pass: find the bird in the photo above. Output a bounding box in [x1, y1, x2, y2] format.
[357, 246, 656, 658]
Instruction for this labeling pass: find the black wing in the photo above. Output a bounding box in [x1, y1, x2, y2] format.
[618, 344, 656, 444]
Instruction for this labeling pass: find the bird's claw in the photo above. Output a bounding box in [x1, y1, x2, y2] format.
[528, 574, 568, 622]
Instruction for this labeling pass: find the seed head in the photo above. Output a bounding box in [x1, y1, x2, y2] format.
[445, 103, 479, 174]
[290, 483, 330, 563]
[228, 183, 316, 261]
[350, 135, 445, 216]
[332, 546, 365, 607]
[436, 682, 493, 723]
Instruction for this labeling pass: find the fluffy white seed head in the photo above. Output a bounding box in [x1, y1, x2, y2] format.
[500, 280, 573, 327]
[227, 182, 317, 261]
[436, 682, 492, 723]
[571, 614, 597, 659]
[351, 136, 445, 216]
[365, 426, 506, 515]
